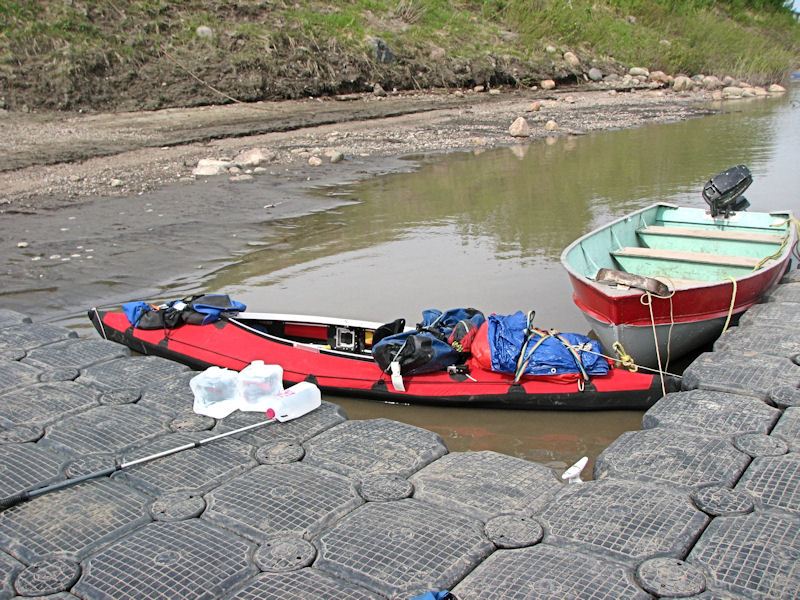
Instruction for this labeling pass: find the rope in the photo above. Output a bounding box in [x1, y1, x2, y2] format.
[758, 216, 800, 268]
[513, 310, 590, 384]
[642, 292, 667, 397]
[721, 276, 738, 335]
[612, 342, 636, 371]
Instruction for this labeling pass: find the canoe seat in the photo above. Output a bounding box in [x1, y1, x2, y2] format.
[638, 225, 784, 244]
[612, 246, 761, 268]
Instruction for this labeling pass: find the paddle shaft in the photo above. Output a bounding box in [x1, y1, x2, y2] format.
[0, 417, 278, 511]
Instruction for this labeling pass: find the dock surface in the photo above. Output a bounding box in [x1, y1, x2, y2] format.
[1, 271, 799, 599]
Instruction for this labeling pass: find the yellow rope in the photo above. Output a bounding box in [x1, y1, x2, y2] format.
[641, 292, 667, 397]
[721, 276, 738, 335]
[755, 216, 800, 269]
[612, 342, 637, 372]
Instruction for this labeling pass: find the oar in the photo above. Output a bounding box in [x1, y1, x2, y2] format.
[0, 391, 321, 511]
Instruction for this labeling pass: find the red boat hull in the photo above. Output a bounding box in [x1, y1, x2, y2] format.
[88, 309, 675, 410]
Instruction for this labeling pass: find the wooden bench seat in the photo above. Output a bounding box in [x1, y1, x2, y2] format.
[638, 225, 784, 244]
[612, 246, 761, 268]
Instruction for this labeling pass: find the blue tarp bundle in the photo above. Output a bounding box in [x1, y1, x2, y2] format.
[487, 311, 608, 378]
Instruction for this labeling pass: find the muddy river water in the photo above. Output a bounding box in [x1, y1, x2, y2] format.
[14, 87, 800, 476]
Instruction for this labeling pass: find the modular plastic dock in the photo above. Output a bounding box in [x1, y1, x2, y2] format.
[0, 272, 798, 599]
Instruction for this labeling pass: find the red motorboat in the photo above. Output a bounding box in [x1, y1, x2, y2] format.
[88, 306, 675, 410]
[561, 166, 797, 370]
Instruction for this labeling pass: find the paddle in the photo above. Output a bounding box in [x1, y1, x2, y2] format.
[0, 391, 321, 511]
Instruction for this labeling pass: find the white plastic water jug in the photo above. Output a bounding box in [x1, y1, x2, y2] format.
[189, 366, 239, 418]
[265, 381, 321, 420]
[237, 361, 284, 412]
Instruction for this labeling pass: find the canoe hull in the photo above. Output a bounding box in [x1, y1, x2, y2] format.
[88, 309, 675, 410]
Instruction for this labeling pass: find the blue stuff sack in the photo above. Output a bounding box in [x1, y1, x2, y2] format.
[122, 301, 151, 327]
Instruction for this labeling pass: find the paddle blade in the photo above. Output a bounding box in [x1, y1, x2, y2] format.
[272, 382, 322, 422]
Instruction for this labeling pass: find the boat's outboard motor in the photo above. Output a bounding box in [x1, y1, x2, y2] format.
[702, 164, 752, 217]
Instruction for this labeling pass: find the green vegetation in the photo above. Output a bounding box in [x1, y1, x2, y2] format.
[1, 0, 798, 111]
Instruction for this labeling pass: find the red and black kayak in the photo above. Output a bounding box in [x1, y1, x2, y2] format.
[88, 308, 677, 410]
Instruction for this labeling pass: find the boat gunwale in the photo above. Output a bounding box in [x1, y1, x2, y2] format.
[225, 314, 383, 363]
[560, 202, 797, 301]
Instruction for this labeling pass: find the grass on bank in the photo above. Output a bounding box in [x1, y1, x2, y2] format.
[1, 0, 799, 110]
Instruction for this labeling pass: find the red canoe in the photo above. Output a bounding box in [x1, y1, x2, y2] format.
[88, 308, 676, 410]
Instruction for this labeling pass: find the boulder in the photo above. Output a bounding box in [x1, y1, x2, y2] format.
[193, 159, 230, 176]
[587, 68, 603, 82]
[540, 79, 556, 90]
[722, 86, 744, 98]
[233, 148, 274, 168]
[673, 76, 693, 92]
[563, 51, 580, 67]
[508, 117, 531, 138]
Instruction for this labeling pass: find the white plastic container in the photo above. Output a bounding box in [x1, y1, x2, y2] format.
[265, 381, 321, 420]
[237, 361, 284, 412]
[189, 366, 240, 419]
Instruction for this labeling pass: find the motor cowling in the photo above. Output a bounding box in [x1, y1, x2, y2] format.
[702, 164, 752, 217]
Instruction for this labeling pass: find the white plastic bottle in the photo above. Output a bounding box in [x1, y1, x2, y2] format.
[190, 366, 239, 418]
[264, 381, 321, 420]
[237, 361, 284, 412]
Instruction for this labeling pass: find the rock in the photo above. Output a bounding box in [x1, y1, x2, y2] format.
[722, 86, 744, 98]
[768, 84, 787, 94]
[489, 88, 501, 95]
[109, 179, 123, 187]
[229, 174, 254, 182]
[469, 137, 488, 146]
[587, 68, 603, 82]
[233, 148, 274, 168]
[673, 76, 693, 92]
[429, 46, 446, 61]
[650, 71, 670, 84]
[193, 159, 230, 176]
[308, 156, 323, 166]
[563, 51, 580, 67]
[17, 241, 29, 248]
[754, 87, 769, 97]
[473, 85, 485, 93]
[196, 26, 213, 39]
[327, 151, 344, 163]
[367, 36, 395, 64]
[545, 120, 558, 131]
[702, 75, 722, 90]
[373, 83, 387, 97]
[540, 79, 556, 90]
[527, 101, 541, 112]
[722, 75, 738, 86]
[545, 45, 557, 54]
[629, 67, 649, 77]
[508, 117, 530, 138]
